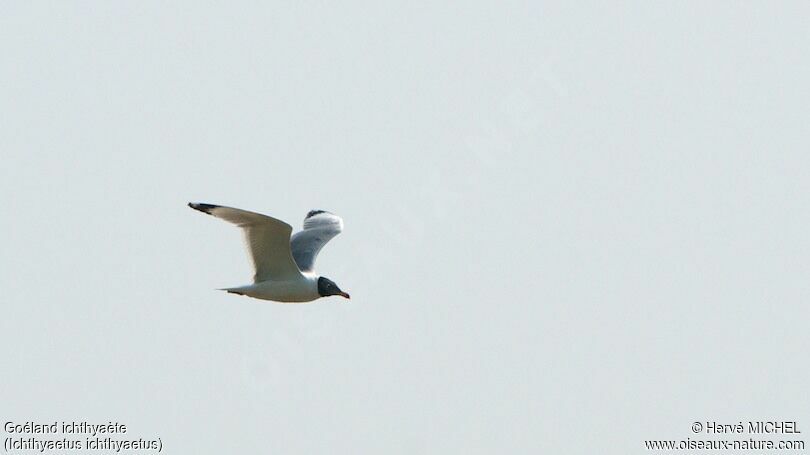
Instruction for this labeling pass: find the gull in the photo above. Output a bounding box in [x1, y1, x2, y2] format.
[188, 203, 350, 303]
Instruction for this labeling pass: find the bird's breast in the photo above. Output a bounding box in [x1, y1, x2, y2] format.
[247, 276, 320, 303]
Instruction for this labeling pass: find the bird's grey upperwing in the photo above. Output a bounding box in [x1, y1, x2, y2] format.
[290, 210, 344, 273]
[188, 203, 303, 282]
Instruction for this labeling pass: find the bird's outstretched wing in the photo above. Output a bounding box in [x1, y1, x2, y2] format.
[188, 203, 303, 282]
[290, 210, 344, 273]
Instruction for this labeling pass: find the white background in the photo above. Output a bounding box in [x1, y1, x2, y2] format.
[2, 1, 808, 453]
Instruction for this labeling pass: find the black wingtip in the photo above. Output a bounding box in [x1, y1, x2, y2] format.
[188, 202, 219, 215]
[305, 209, 329, 219]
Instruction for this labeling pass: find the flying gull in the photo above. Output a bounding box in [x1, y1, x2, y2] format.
[188, 203, 350, 303]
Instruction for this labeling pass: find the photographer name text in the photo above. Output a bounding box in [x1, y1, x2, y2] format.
[692, 421, 801, 434]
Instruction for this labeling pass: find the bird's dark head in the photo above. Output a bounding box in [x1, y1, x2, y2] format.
[317, 276, 350, 300]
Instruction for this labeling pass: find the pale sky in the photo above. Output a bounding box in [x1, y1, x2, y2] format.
[2, 1, 809, 453]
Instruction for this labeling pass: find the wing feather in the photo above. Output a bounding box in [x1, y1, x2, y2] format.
[291, 210, 343, 273]
[189, 203, 302, 282]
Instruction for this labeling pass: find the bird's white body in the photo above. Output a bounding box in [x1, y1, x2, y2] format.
[224, 273, 320, 303]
